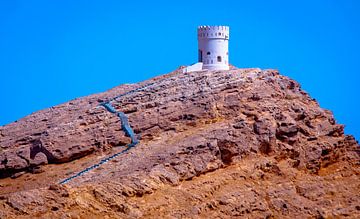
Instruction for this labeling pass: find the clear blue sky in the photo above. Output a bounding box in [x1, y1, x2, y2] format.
[0, 0, 359, 140]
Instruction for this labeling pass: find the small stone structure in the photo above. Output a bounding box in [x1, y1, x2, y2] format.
[198, 25, 229, 70]
[183, 25, 230, 73]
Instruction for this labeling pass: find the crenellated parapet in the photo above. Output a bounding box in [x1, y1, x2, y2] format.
[197, 25, 229, 39]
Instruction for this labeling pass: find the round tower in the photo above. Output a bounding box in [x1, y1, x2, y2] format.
[198, 25, 229, 70]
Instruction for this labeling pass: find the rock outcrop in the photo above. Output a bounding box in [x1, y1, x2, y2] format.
[0, 67, 359, 218]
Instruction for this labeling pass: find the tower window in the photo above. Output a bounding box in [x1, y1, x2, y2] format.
[207, 51, 211, 55]
[217, 56, 222, 62]
[211, 60, 213, 64]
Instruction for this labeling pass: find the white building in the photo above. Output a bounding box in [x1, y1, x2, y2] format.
[198, 25, 229, 70]
[183, 25, 230, 73]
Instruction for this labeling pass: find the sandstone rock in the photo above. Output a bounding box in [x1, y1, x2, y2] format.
[30, 152, 48, 166]
[0, 67, 358, 218]
[10, 171, 25, 179]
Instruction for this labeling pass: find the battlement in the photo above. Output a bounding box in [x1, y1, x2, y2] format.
[197, 25, 229, 39]
[197, 25, 229, 31]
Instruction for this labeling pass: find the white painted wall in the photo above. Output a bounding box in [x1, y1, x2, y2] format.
[198, 26, 229, 70]
[182, 62, 203, 73]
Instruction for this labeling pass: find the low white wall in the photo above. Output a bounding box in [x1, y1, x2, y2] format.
[182, 62, 203, 73]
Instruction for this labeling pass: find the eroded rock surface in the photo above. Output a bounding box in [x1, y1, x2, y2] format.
[0, 67, 359, 218]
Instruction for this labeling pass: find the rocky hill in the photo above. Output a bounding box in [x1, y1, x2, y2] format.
[0, 67, 359, 218]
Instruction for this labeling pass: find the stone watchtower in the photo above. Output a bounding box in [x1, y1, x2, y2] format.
[198, 25, 229, 70]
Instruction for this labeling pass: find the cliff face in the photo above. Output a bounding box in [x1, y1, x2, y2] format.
[0, 68, 359, 218]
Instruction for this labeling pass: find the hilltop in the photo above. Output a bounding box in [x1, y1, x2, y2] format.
[0, 67, 359, 218]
